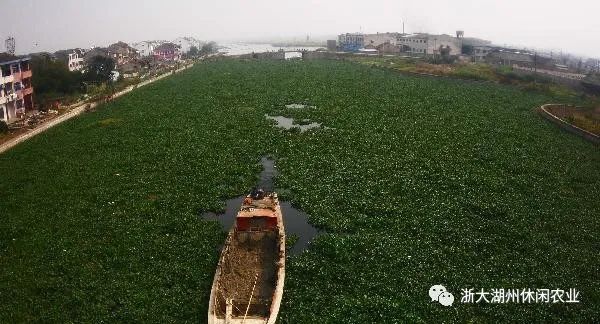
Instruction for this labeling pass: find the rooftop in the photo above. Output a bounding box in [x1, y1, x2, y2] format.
[0, 52, 30, 65]
[108, 41, 137, 55]
[154, 42, 180, 51]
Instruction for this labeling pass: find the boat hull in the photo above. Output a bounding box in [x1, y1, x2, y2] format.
[208, 194, 285, 324]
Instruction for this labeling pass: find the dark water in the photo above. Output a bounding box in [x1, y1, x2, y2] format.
[202, 158, 320, 256]
[257, 157, 276, 191]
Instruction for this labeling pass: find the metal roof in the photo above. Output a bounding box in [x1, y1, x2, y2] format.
[0, 53, 31, 65]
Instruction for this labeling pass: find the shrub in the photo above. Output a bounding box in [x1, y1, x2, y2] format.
[0, 120, 8, 134]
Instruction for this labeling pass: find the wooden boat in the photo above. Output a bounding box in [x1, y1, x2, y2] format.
[208, 190, 285, 324]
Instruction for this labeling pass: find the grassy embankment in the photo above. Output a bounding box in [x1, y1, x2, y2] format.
[349, 56, 583, 98]
[547, 105, 600, 135]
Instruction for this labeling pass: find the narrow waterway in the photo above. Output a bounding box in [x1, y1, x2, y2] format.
[202, 157, 320, 255]
[265, 115, 322, 132]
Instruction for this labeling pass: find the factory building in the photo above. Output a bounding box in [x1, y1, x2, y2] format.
[337, 33, 364, 52]
[396, 33, 462, 56]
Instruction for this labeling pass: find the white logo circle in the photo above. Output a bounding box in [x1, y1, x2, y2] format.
[429, 285, 447, 301]
[438, 291, 455, 306]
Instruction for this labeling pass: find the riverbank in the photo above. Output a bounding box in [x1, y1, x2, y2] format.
[537, 104, 600, 144]
[0, 61, 195, 154]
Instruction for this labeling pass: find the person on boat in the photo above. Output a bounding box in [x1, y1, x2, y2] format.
[250, 188, 265, 200]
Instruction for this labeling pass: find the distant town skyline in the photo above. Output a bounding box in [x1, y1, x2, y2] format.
[1, 0, 599, 58]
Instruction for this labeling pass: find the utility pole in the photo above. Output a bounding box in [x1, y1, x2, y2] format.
[5, 37, 15, 55]
[534, 51, 538, 84]
[434, 38, 437, 63]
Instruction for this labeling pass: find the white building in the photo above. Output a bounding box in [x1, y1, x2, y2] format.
[132, 37, 204, 56]
[397, 33, 462, 56]
[172, 37, 203, 54]
[67, 49, 85, 72]
[130, 41, 162, 57]
[338, 33, 365, 51]
[363, 33, 401, 47]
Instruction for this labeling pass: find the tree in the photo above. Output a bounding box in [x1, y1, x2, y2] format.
[439, 45, 453, 64]
[200, 42, 218, 56]
[0, 120, 8, 134]
[31, 55, 83, 106]
[188, 46, 199, 57]
[84, 56, 116, 83]
[139, 56, 154, 69]
[462, 44, 474, 55]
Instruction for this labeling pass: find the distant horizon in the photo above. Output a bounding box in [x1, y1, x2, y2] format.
[4, 33, 594, 60]
[2, 0, 599, 59]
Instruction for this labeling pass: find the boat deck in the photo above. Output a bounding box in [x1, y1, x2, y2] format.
[215, 231, 278, 318]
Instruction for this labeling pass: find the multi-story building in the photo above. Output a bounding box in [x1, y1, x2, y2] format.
[130, 41, 161, 57]
[55, 48, 85, 71]
[363, 32, 402, 48]
[107, 41, 139, 66]
[397, 33, 462, 56]
[68, 49, 85, 71]
[338, 33, 364, 52]
[472, 46, 493, 62]
[0, 54, 34, 123]
[376, 42, 402, 54]
[173, 37, 202, 54]
[153, 43, 182, 61]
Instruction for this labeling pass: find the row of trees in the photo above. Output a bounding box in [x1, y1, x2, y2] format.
[32, 41, 219, 108]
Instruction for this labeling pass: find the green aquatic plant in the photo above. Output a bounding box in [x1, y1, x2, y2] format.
[0, 59, 598, 323]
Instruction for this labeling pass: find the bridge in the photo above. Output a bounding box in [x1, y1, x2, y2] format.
[234, 49, 338, 61]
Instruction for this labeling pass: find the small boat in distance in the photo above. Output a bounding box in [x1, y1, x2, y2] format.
[208, 189, 285, 324]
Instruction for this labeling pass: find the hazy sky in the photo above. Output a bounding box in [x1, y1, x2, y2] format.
[1, 0, 599, 57]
